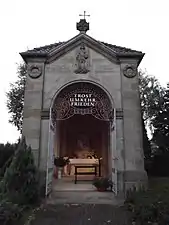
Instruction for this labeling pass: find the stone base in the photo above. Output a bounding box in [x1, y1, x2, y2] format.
[124, 170, 148, 193]
[117, 170, 148, 197]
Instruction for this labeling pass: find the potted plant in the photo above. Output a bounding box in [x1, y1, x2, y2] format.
[92, 177, 113, 192]
[54, 157, 69, 179]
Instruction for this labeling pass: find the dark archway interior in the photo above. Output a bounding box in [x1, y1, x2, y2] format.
[52, 82, 113, 178]
[58, 114, 109, 176]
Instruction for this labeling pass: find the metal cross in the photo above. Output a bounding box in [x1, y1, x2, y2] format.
[79, 11, 90, 20]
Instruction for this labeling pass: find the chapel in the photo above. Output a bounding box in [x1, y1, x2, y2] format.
[20, 13, 147, 196]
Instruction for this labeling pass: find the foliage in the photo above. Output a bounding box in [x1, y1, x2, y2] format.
[138, 70, 165, 131]
[6, 64, 27, 132]
[0, 143, 17, 169]
[92, 177, 113, 190]
[146, 85, 169, 176]
[0, 137, 40, 205]
[125, 182, 169, 225]
[150, 152, 169, 177]
[141, 114, 152, 162]
[0, 142, 19, 179]
[138, 70, 166, 175]
[0, 200, 25, 225]
[54, 157, 70, 167]
[152, 85, 169, 152]
[0, 155, 13, 179]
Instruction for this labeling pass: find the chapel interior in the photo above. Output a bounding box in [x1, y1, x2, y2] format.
[54, 114, 110, 178]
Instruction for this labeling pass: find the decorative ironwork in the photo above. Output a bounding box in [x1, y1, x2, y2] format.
[52, 82, 113, 126]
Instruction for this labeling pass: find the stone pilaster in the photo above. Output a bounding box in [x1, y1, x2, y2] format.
[116, 118, 125, 195]
[120, 62, 148, 192]
[22, 62, 45, 167]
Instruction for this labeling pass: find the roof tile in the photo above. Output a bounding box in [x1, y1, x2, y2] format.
[22, 40, 143, 56]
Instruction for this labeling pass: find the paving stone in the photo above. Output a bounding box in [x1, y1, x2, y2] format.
[30, 204, 131, 225]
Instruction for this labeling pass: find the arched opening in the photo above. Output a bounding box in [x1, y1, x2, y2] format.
[58, 114, 109, 177]
[50, 82, 114, 190]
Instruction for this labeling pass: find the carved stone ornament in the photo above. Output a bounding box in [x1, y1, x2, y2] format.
[74, 43, 90, 74]
[76, 19, 89, 33]
[123, 65, 137, 78]
[28, 64, 42, 78]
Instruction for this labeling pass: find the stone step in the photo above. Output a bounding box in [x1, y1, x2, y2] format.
[46, 191, 124, 206]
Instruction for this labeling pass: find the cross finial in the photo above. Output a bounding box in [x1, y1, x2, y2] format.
[77, 11, 90, 33]
[79, 11, 90, 20]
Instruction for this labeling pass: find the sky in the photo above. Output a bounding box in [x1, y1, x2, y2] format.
[0, 0, 168, 143]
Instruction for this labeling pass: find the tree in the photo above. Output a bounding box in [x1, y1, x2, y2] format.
[152, 85, 169, 152]
[6, 64, 27, 132]
[138, 70, 165, 168]
[138, 70, 165, 131]
[146, 85, 169, 176]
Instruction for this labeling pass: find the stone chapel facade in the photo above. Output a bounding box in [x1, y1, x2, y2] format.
[20, 18, 147, 196]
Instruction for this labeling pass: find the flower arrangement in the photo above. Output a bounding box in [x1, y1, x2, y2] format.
[92, 177, 113, 191]
[54, 156, 69, 167]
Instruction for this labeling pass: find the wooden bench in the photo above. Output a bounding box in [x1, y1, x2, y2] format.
[74, 165, 97, 184]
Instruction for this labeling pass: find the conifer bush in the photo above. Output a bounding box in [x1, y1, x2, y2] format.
[0, 137, 40, 205]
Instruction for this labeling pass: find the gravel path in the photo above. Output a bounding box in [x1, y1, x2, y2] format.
[30, 204, 131, 225]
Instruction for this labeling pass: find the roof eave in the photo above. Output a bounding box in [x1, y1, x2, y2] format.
[117, 52, 145, 66]
[19, 52, 48, 63]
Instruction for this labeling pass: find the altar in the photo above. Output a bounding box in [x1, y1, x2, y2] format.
[65, 158, 100, 173]
[63, 158, 101, 183]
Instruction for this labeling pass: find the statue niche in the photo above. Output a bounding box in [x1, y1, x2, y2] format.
[74, 134, 95, 159]
[74, 43, 90, 74]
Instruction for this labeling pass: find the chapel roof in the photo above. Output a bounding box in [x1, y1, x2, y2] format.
[21, 16, 144, 64]
[24, 40, 143, 56]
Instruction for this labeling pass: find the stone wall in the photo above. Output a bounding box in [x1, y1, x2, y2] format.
[22, 42, 147, 196]
[43, 48, 121, 109]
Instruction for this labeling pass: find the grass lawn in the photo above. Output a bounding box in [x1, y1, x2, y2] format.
[149, 176, 169, 189]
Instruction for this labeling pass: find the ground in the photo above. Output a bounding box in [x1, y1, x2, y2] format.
[30, 204, 131, 225]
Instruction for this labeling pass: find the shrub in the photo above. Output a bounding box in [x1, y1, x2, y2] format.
[0, 200, 24, 225]
[0, 137, 40, 205]
[0, 154, 13, 178]
[92, 177, 113, 190]
[0, 143, 17, 168]
[125, 184, 169, 225]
